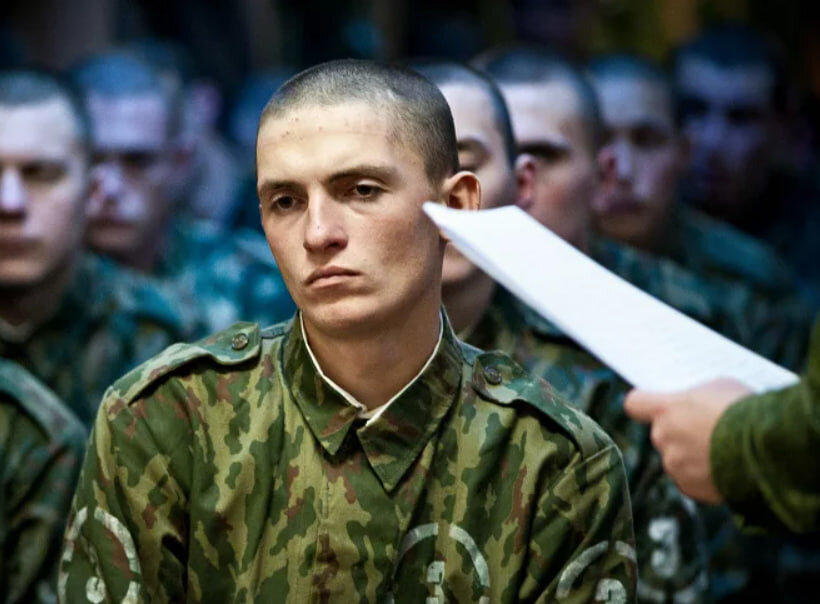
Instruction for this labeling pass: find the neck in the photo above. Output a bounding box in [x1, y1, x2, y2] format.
[302, 295, 442, 410]
[0, 254, 77, 336]
[442, 270, 496, 336]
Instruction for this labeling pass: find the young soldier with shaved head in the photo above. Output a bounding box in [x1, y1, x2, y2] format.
[0, 70, 191, 426]
[416, 60, 708, 603]
[70, 52, 294, 333]
[60, 60, 636, 602]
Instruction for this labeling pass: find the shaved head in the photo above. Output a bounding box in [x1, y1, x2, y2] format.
[259, 59, 459, 183]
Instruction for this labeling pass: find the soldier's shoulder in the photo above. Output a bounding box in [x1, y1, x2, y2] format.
[682, 208, 796, 291]
[0, 359, 86, 445]
[88, 254, 198, 337]
[463, 343, 614, 457]
[104, 321, 266, 411]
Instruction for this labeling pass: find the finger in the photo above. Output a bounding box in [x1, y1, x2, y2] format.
[623, 389, 668, 423]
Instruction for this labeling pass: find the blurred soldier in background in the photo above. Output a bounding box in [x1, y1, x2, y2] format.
[673, 24, 820, 305]
[70, 52, 295, 333]
[590, 53, 807, 303]
[0, 70, 191, 425]
[0, 359, 85, 603]
[417, 59, 709, 602]
[474, 44, 809, 370]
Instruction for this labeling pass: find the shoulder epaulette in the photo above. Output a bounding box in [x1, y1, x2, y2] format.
[106, 322, 262, 407]
[259, 318, 293, 339]
[469, 349, 609, 456]
[0, 359, 86, 440]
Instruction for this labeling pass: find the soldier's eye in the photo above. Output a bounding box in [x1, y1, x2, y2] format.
[350, 184, 381, 199]
[22, 162, 66, 183]
[272, 195, 297, 212]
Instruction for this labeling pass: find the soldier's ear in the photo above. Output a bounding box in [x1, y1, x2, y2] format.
[440, 170, 481, 212]
[514, 153, 537, 212]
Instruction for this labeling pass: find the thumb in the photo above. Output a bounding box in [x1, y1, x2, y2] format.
[624, 389, 669, 423]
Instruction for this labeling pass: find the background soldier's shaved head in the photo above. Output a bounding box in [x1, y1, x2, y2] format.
[411, 61, 517, 168]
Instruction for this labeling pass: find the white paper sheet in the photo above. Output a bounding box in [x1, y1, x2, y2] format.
[424, 203, 799, 393]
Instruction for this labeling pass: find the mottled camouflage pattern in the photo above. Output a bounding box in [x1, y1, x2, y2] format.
[465, 287, 708, 603]
[157, 218, 295, 333]
[592, 237, 811, 371]
[0, 359, 86, 603]
[60, 315, 636, 602]
[661, 206, 802, 301]
[0, 254, 194, 426]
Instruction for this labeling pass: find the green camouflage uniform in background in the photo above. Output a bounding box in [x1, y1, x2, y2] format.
[465, 287, 708, 603]
[592, 237, 811, 371]
[60, 314, 636, 602]
[0, 254, 194, 427]
[157, 219, 295, 334]
[661, 206, 804, 302]
[0, 359, 86, 604]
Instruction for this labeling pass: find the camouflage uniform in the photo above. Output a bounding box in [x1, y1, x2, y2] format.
[157, 218, 295, 333]
[592, 237, 811, 371]
[60, 314, 636, 602]
[0, 359, 86, 603]
[0, 254, 194, 426]
[660, 206, 801, 301]
[465, 287, 708, 603]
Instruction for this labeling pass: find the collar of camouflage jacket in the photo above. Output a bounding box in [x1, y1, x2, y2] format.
[281, 310, 464, 492]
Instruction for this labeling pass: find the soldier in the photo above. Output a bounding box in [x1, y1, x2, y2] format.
[70, 52, 295, 332]
[0, 359, 86, 603]
[60, 59, 636, 602]
[0, 70, 192, 426]
[416, 60, 708, 602]
[590, 53, 806, 302]
[673, 24, 820, 304]
[473, 44, 808, 370]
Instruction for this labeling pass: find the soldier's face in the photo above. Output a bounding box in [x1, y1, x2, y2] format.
[0, 99, 88, 287]
[440, 83, 516, 288]
[676, 57, 776, 215]
[501, 81, 597, 249]
[593, 75, 684, 248]
[257, 102, 448, 336]
[85, 93, 176, 263]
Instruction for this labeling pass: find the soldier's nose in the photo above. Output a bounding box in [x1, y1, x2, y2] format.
[0, 169, 27, 216]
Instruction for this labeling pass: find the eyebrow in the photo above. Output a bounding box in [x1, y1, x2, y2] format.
[257, 164, 401, 199]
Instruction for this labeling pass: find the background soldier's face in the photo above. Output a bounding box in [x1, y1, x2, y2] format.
[676, 57, 777, 214]
[440, 83, 516, 289]
[0, 99, 87, 287]
[501, 81, 597, 249]
[593, 75, 684, 248]
[85, 92, 176, 261]
[257, 101, 446, 336]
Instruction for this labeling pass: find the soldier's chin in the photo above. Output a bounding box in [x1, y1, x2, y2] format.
[0, 262, 53, 290]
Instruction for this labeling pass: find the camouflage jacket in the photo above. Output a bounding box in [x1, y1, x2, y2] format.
[660, 206, 801, 301]
[0, 359, 86, 603]
[0, 254, 193, 426]
[465, 288, 708, 603]
[60, 315, 636, 603]
[157, 218, 295, 334]
[712, 314, 820, 535]
[592, 237, 811, 371]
